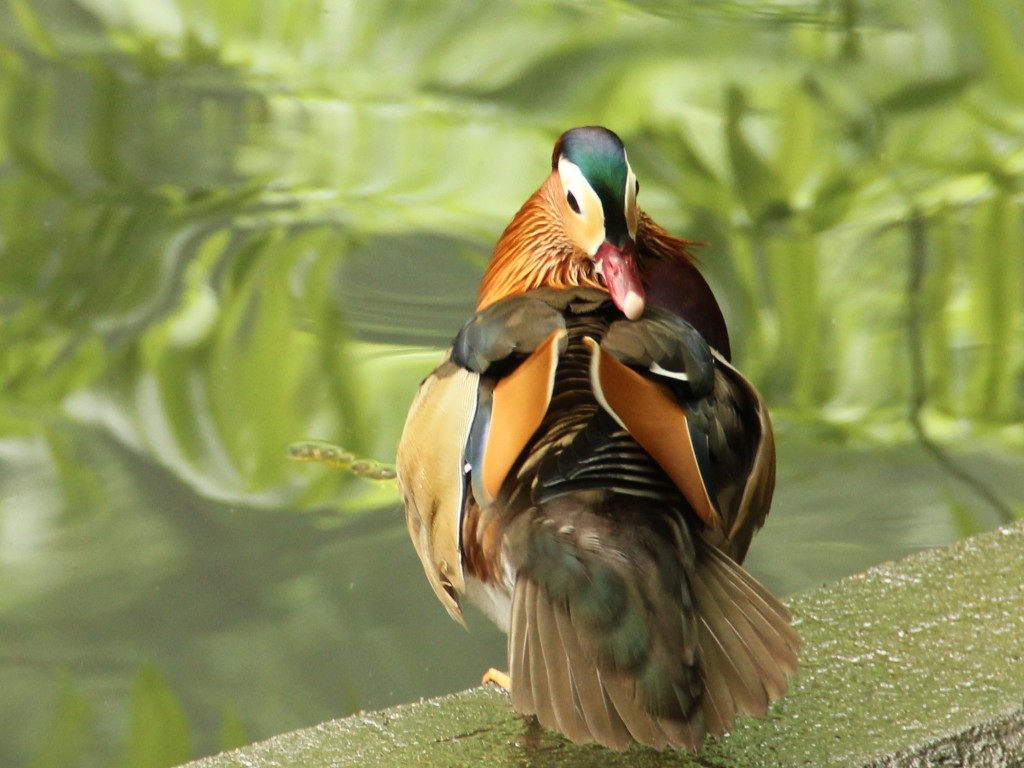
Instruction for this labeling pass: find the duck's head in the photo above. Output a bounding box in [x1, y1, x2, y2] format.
[479, 126, 647, 320]
[552, 126, 644, 320]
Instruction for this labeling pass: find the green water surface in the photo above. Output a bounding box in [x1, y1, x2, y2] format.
[1, 1, 1022, 766]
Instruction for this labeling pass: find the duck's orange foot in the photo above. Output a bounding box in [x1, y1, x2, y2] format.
[481, 668, 511, 691]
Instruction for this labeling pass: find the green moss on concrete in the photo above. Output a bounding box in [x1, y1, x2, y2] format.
[183, 523, 1024, 767]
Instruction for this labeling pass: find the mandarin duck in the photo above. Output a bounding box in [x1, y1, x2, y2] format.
[396, 126, 799, 751]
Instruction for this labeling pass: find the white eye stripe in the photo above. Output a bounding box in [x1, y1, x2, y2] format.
[558, 158, 592, 214]
[557, 157, 605, 255]
[624, 154, 639, 238]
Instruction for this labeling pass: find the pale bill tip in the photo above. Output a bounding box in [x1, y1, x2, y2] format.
[623, 290, 645, 320]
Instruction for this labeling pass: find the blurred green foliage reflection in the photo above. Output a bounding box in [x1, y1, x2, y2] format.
[1, 1, 1022, 765]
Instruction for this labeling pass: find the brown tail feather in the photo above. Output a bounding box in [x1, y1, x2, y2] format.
[551, 603, 629, 747]
[708, 562, 797, 700]
[510, 576, 705, 751]
[693, 538, 800, 735]
[506, 521, 799, 752]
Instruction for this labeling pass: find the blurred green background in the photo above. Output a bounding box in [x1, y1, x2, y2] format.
[1, 1, 1022, 766]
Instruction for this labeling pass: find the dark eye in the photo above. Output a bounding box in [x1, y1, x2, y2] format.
[635, 179, 640, 195]
[566, 191, 581, 214]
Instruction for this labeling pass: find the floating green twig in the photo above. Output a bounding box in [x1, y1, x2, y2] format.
[288, 440, 397, 481]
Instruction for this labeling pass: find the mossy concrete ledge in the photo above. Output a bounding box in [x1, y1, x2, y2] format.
[183, 522, 1024, 768]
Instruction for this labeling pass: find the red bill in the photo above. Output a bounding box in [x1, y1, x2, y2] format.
[595, 240, 645, 320]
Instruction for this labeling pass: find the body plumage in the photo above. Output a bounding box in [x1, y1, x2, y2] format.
[397, 126, 798, 751]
